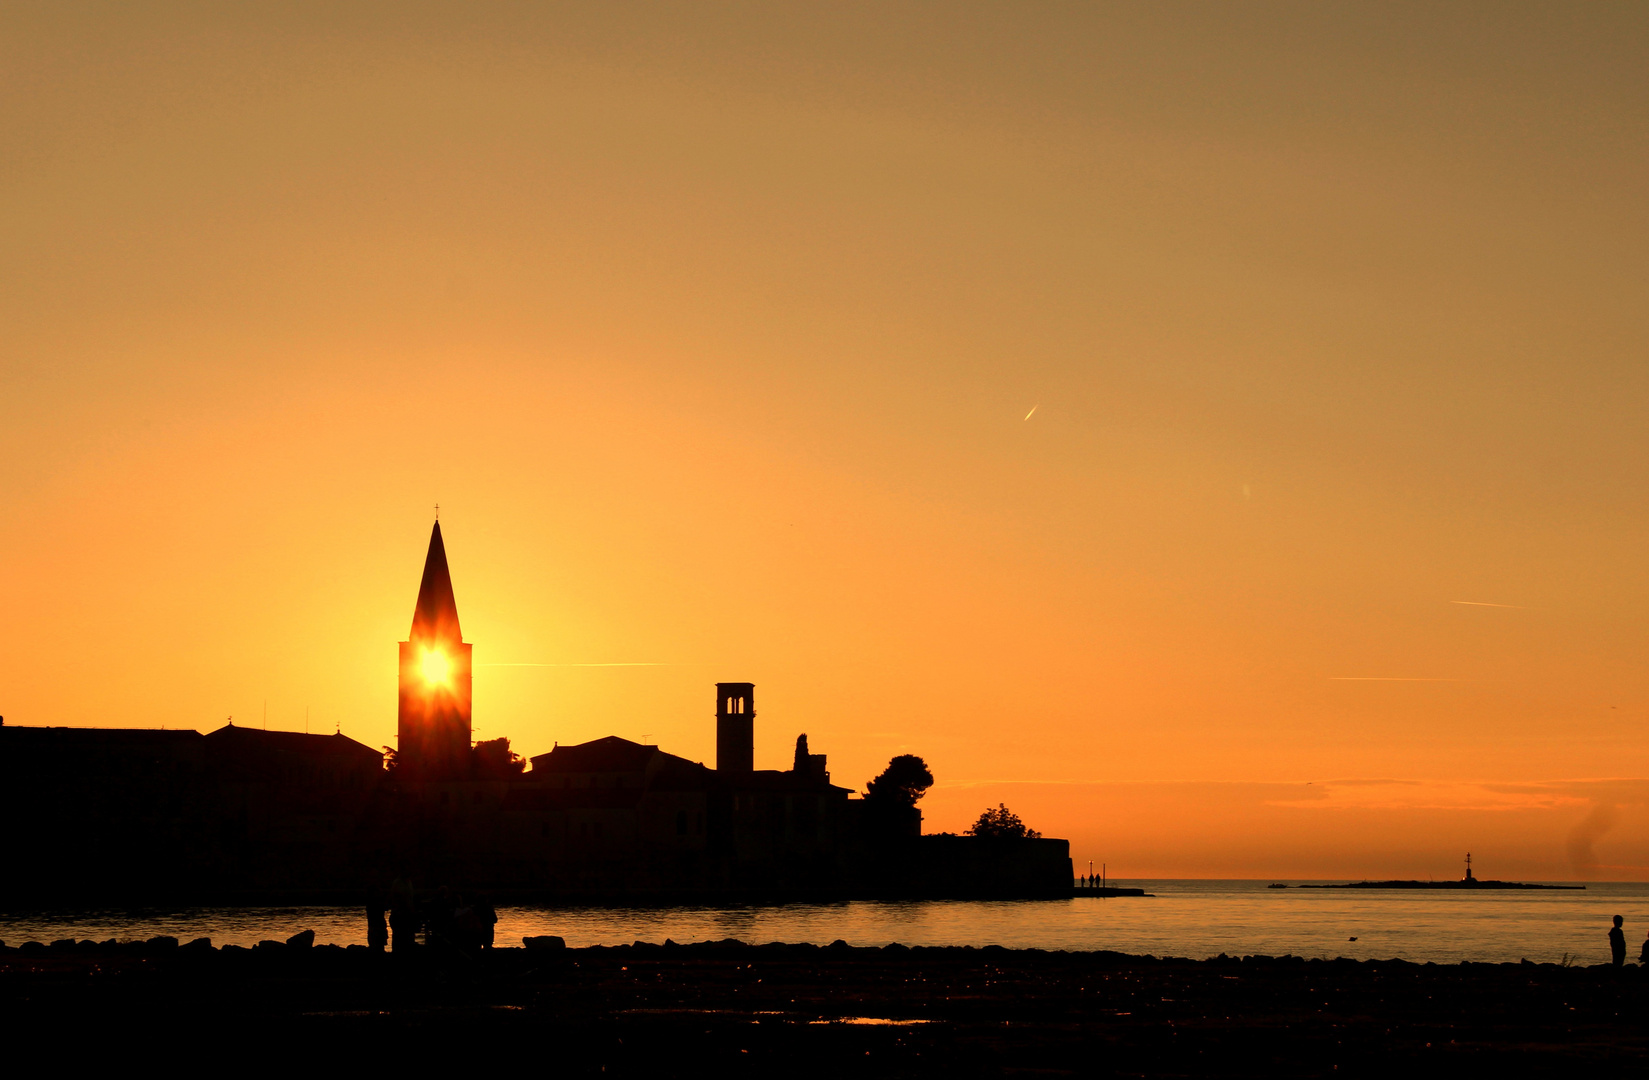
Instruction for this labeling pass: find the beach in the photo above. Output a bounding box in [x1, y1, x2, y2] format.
[4, 936, 1645, 1075]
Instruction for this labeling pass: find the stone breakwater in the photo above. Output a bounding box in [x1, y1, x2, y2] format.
[2, 937, 1646, 1075]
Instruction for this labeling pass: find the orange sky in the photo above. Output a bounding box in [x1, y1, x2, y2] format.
[4, 3, 1647, 878]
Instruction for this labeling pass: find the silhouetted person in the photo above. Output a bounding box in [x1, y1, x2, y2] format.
[1640, 932, 1649, 967]
[390, 877, 418, 952]
[476, 897, 497, 948]
[454, 895, 479, 951]
[366, 888, 388, 952]
[1609, 915, 1626, 966]
[427, 886, 456, 948]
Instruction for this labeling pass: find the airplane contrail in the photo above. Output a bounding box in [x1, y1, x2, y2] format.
[1329, 677, 1461, 682]
[1024, 405, 1038, 420]
[476, 662, 674, 668]
[1451, 600, 1526, 609]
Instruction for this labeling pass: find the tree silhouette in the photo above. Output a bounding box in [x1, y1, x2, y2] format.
[966, 803, 1040, 840]
[864, 754, 934, 808]
[472, 737, 525, 779]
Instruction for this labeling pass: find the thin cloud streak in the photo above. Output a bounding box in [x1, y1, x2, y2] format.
[1451, 600, 1527, 609]
[1329, 677, 1462, 682]
[476, 662, 675, 668]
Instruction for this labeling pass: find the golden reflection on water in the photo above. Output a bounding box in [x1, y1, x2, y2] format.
[4, 882, 1646, 965]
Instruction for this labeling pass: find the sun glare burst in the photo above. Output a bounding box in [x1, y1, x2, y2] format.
[420, 647, 452, 687]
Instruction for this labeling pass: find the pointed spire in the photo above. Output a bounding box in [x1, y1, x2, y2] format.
[411, 520, 462, 640]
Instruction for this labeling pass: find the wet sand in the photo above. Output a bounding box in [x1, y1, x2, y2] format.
[2, 937, 1645, 1075]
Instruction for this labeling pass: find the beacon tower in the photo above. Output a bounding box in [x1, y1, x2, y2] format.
[397, 521, 473, 779]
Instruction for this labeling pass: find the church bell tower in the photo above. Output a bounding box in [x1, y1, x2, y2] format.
[715, 682, 754, 773]
[397, 520, 473, 780]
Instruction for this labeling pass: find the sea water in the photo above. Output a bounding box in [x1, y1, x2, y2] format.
[4, 880, 1645, 965]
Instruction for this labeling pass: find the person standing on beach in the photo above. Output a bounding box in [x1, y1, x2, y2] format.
[366, 887, 388, 952]
[1608, 915, 1626, 966]
[390, 877, 418, 953]
[1640, 932, 1649, 967]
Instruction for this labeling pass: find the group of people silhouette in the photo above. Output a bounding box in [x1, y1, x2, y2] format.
[367, 880, 497, 952]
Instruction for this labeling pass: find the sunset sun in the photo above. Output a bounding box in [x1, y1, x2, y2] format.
[419, 647, 452, 688]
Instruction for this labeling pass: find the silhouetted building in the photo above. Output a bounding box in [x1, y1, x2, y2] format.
[510, 713, 857, 892]
[715, 682, 755, 774]
[203, 724, 386, 891]
[792, 734, 828, 783]
[397, 521, 473, 780]
[0, 721, 384, 901]
[510, 737, 715, 887]
[0, 725, 210, 893]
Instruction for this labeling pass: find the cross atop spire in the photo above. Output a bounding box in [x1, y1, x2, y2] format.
[410, 520, 462, 641]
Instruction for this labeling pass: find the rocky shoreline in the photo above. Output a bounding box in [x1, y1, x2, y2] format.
[3, 936, 1645, 1074]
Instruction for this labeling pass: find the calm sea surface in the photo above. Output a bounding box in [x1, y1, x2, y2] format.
[5, 881, 1646, 965]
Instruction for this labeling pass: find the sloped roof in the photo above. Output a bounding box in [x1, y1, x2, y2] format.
[530, 736, 660, 774]
[205, 724, 382, 763]
[646, 752, 717, 791]
[0, 726, 206, 772]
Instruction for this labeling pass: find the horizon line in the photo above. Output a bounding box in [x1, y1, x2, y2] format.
[932, 776, 1649, 789]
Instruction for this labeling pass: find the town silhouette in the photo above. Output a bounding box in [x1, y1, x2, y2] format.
[0, 521, 1070, 906]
